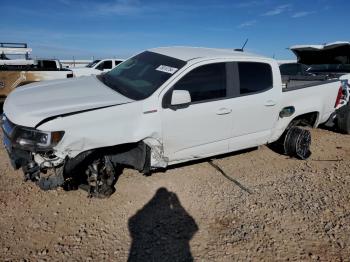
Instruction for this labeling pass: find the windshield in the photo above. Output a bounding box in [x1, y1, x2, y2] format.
[97, 51, 186, 100]
[86, 60, 101, 68]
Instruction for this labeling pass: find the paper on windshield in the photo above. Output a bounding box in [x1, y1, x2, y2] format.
[156, 65, 178, 74]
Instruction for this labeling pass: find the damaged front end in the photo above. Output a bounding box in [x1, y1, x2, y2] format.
[1, 113, 66, 183]
[61, 142, 152, 198]
[1, 114, 160, 197]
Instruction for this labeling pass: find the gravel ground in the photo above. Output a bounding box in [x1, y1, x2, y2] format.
[0, 127, 350, 261]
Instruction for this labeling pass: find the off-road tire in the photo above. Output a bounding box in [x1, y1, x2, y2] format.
[284, 127, 311, 160]
[337, 104, 350, 134]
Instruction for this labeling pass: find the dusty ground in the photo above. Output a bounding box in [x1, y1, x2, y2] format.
[0, 127, 350, 261]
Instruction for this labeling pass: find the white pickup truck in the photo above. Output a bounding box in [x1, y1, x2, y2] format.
[0, 43, 74, 102]
[71, 58, 124, 77]
[1, 47, 349, 197]
[0, 59, 73, 103]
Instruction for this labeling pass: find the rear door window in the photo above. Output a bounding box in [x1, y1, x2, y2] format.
[238, 62, 273, 95]
[103, 60, 112, 69]
[96, 60, 112, 70]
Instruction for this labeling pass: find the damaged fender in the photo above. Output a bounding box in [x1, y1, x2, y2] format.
[143, 137, 168, 169]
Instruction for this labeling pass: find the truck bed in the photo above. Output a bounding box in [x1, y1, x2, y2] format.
[282, 75, 338, 92]
[281, 79, 341, 126]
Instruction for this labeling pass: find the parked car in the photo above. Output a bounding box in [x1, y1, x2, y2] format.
[288, 41, 350, 78]
[2, 47, 349, 197]
[0, 43, 73, 102]
[71, 58, 124, 77]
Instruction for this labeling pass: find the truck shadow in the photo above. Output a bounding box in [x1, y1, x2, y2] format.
[127, 187, 198, 262]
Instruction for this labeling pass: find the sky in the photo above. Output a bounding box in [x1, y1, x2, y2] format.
[1, 0, 349, 60]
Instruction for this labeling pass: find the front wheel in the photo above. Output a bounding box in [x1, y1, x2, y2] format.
[84, 156, 120, 198]
[284, 127, 312, 160]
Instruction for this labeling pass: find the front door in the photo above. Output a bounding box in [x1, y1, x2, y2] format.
[161, 62, 233, 162]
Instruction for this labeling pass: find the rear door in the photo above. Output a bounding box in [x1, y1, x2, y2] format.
[161, 62, 233, 162]
[228, 62, 280, 151]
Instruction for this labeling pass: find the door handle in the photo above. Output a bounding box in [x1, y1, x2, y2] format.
[216, 108, 232, 115]
[264, 100, 277, 107]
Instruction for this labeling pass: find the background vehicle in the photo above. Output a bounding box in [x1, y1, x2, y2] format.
[281, 42, 350, 133]
[2, 47, 349, 197]
[279, 62, 311, 76]
[0, 43, 73, 102]
[60, 59, 92, 68]
[288, 41, 350, 79]
[71, 58, 124, 77]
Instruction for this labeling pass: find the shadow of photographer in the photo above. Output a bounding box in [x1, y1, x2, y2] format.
[128, 187, 198, 262]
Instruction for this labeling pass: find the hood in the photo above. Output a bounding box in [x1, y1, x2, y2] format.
[4, 75, 133, 127]
[290, 41, 350, 65]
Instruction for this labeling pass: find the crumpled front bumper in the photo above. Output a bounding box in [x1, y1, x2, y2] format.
[4, 145, 32, 170]
[2, 128, 32, 169]
[1, 114, 32, 169]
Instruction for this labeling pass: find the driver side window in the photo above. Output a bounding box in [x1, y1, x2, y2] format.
[172, 63, 227, 103]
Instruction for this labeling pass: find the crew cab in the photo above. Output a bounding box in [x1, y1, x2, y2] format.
[71, 58, 124, 77]
[1, 47, 349, 197]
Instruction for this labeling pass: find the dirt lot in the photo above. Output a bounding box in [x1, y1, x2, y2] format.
[0, 127, 350, 261]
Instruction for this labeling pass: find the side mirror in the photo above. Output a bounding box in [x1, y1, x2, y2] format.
[171, 90, 191, 106]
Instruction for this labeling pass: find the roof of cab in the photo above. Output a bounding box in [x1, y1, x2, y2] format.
[149, 46, 268, 61]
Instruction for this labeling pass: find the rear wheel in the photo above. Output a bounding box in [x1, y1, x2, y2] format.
[284, 127, 311, 160]
[337, 104, 350, 134]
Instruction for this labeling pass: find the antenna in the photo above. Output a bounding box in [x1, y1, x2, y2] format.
[234, 38, 248, 52]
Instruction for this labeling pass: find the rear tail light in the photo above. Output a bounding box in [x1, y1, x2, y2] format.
[335, 86, 344, 108]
